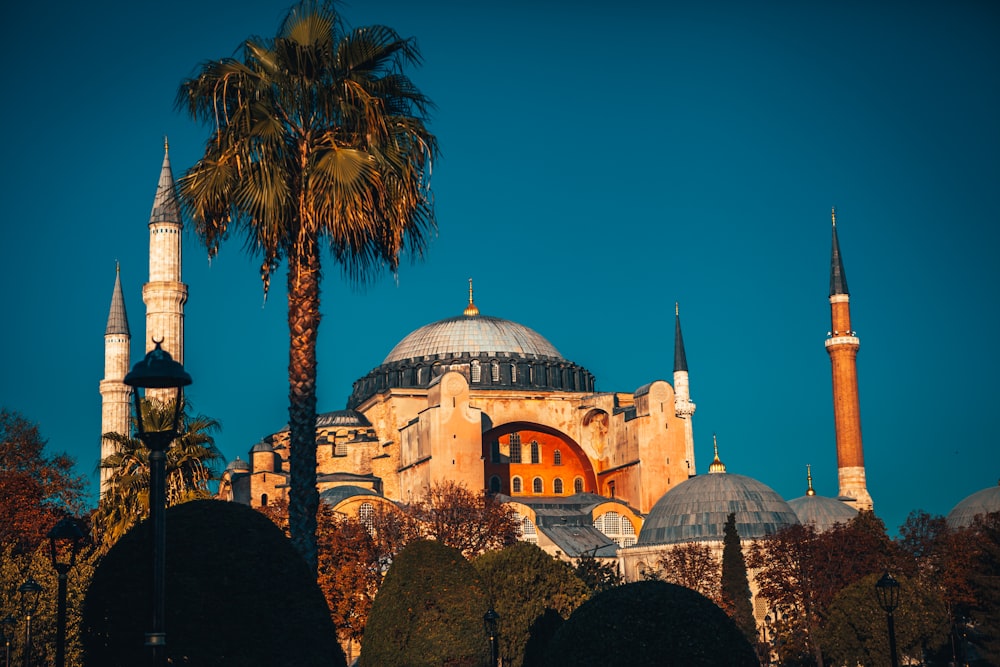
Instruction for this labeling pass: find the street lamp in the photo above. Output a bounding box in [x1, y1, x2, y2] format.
[0, 614, 14, 667]
[875, 571, 900, 667]
[483, 607, 500, 667]
[761, 613, 772, 666]
[123, 340, 192, 667]
[17, 578, 42, 667]
[47, 516, 86, 667]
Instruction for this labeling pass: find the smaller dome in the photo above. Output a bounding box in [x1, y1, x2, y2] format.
[316, 410, 372, 428]
[320, 485, 378, 506]
[225, 456, 251, 472]
[250, 441, 274, 453]
[788, 495, 858, 532]
[947, 481, 1000, 529]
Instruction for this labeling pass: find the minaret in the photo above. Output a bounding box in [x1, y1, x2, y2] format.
[824, 208, 873, 510]
[143, 139, 188, 403]
[99, 263, 132, 497]
[673, 303, 697, 476]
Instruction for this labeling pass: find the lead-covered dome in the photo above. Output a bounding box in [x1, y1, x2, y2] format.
[383, 315, 564, 363]
[638, 465, 800, 546]
[947, 481, 1000, 529]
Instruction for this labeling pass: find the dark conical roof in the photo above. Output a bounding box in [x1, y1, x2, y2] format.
[674, 303, 688, 372]
[149, 139, 181, 225]
[829, 208, 850, 296]
[105, 264, 130, 335]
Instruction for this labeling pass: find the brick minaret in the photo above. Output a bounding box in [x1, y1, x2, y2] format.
[99, 263, 132, 497]
[143, 139, 188, 403]
[824, 208, 873, 510]
[673, 303, 697, 476]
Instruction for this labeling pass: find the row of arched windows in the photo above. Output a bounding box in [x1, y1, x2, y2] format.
[492, 475, 584, 495]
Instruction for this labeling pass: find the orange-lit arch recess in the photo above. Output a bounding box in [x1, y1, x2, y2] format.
[482, 422, 597, 496]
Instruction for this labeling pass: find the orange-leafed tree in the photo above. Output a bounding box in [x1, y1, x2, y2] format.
[649, 542, 721, 604]
[410, 481, 520, 558]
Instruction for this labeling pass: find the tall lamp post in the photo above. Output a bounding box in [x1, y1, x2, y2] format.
[484, 607, 500, 667]
[875, 571, 900, 667]
[47, 516, 85, 667]
[1, 614, 14, 667]
[17, 578, 42, 667]
[123, 340, 192, 667]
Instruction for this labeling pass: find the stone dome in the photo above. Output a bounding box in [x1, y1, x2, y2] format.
[946, 481, 1000, 529]
[637, 472, 800, 546]
[788, 494, 857, 532]
[383, 315, 563, 363]
[250, 441, 274, 453]
[225, 456, 251, 473]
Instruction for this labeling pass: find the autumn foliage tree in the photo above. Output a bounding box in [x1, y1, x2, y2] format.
[649, 541, 721, 604]
[409, 481, 519, 558]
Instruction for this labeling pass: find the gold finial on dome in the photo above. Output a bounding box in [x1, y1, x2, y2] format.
[708, 433, 727, 474]
[806, 464, 816, 496]
[463, 278, 480, 317]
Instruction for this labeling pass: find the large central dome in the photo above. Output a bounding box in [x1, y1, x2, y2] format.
[383, 315, 564, 364]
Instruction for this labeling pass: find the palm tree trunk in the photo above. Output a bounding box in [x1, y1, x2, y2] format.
[287, 245, 321, 574]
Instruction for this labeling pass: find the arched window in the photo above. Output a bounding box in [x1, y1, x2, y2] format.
[510, 363, 518, 383]
[508, 433, 522, 463]
[471, 360, 481, 383]
[553, 449, 562, 465]
[574, 477, 584, 493]
[491, 360, 500, 382]
[530, 440, 540, 464]
[519, 515, 537, 542]
[489, 475, 501, 493]
[512, 476, 522, 494]
[532, 477, 543, 494]
[261, 493, 268, 507]
[553, 478, 564, 494]
[359, 502, 374, 530]
[594, 511, 636, 547]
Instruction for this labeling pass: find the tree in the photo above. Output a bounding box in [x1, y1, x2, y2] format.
[817, 572, 949, 666]
[81, 500, 345, 666]
[647, 542, 721, 604]
[360, 539, 488, 666]
[968, 511, 1000, 664]
[93, 397, 222, 545]
[474, 542, 589, 667]
[721, 513, 757, 647]
[542, 580, 759, 666]
[573, 549, 623, 595]
[411, 482, 520, 558]
[177, 0, 437, 574]
[0, 409, 86, 552]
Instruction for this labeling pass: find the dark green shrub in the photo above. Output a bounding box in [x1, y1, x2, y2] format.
[81, 500, 345, 666]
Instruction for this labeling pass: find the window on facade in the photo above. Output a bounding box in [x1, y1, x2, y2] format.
[471, 360, 481, 383]
[530, 440, 540, 464]
[491, 360, 500, 382]
[508, 433, 522, 463]
[511, 363, 518, 383]
[489, 476, 501, 493]
[532, 477, 543, 494]
[335, 441, 348, 456]
[519, 515, 537, 542]
[553, 478, 564, 494]
[574, 477, 584, 493]
[512, 476, 522, 494]
[554, 449, 562, 465]
[359, 502, 374, 530]
[594, 511, 637, 547]
[261, 493, 268, 507]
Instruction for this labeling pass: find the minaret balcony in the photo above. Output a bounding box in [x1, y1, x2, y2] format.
[824, 335, 859, 348]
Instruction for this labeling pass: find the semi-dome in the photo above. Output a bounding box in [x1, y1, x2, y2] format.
[947, 481, 1000, 529]
[320, 485, 378, 506]
[638, 445, 799, 546]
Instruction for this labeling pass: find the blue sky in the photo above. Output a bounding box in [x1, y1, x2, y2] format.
[1, 0, 997, 535]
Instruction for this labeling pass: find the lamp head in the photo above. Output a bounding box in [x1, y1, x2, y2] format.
[875, 571, 900, 613]
[47, 515, 86, 570]
[124, 340, 191, 390]
[18, 577, 42, 616]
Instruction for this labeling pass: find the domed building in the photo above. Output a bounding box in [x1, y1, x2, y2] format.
[946, 481, 1000, 529]
[787, 465, 858, 532]
[620, 438, 800, 580]
[218, 284, 696, 555]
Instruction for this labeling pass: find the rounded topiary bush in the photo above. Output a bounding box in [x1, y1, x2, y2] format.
[360, 539, 489, 667]
[82, 499, 345, 667]
[543, 580, 759, 667]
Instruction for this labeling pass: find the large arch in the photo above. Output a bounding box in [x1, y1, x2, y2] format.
[482, 421, 597, 497]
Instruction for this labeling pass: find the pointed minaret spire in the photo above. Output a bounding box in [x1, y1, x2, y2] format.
[463, 277, 480, 317]
[149, 137, 181, 225]
[824, 210, 872, 510]
[806, 464, 816, 496]
[100, 263, 133, 497]
[672, 302, 697, 475]
[829, 207, 850, 297]
[708, 433, 727, 474]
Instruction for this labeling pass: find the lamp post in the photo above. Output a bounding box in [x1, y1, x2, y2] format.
[761, 613, 772, 666]
[123, 340, 192, 667]
[483, 607, 500, 667]
[47, 516, 85, 667]
[0, 614, 14, 667]
[17, 578, 42, 667]
[875, 571, 900, 667]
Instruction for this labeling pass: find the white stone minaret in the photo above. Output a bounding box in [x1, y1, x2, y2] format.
[673, 303, 697, 476]
[143, 139, 188, 403]
[99, 263, 132, 497]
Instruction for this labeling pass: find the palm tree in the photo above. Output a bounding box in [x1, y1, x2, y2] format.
[95, 398, 222, 545]
[176, 0, 436, 571]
